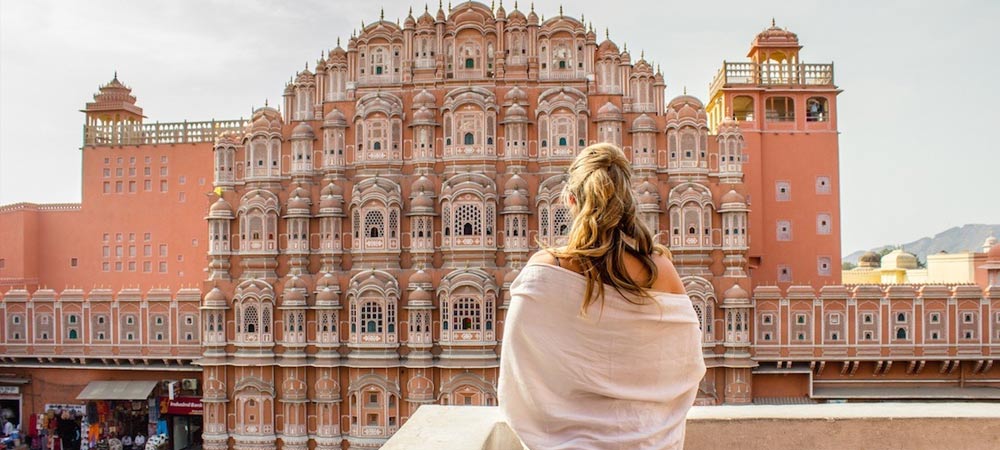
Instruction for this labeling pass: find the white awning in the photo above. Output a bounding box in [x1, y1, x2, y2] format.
[76, 381, 158, 400]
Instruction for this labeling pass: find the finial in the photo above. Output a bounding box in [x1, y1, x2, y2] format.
[380, 7, 384, 20]
[305, 61, 309, 70]
[581, 13, 584, 23]
[397, 17, 400, 26]
[657, 63, 661, 73]
[531, 2, 534, 12]
[265, 98, 269, 107]
[514, 0, 518, 8]
[623, 42, 627, 51]
[641, 49, 644, 59]
[683, 86, 687, 95]
[491, 0, 495, 10]
[448, 1, 452, 10]
[337, 36, 341, 46]
[409, 6, 413, 15]
[605, 27, 609, 39]
[771, 17, 776, 27]
[113, 70, 118, 80]
[559, 5, 562, 16]
[361, 20, 365, 29]
[425, 3, 429, 12]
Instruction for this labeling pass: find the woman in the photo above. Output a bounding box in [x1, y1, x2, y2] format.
[498, 143, 706, 450]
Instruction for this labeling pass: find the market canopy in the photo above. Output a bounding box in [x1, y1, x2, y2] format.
[76, 380, 158, 400]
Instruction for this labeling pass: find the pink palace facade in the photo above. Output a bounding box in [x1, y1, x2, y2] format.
[2, 2, 1000, 450]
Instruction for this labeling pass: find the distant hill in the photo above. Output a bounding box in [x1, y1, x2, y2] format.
[844, 224, 1000, 265]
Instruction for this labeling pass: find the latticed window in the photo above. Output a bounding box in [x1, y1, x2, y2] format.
[365, 210, 385, 238]
[485, 203, 495, 235]
[389, 210, 399, 239]
[540, 206, 549, 237]
[455, 204, 482, 236]
[553, 206, 571, 236]
[452, 297, 481, 331]
[262, 307, 271, 334]
[361, 302, 383, 333]
[244, 304, 258, 334]
[443, 205, 452, 236]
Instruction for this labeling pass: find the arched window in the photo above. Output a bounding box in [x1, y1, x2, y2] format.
[733, 96, 754, 121]
[765, 97, 795, 122]
[896, 328, 907, 339]
[464, 132, 474, 145]
[465, 58, 475, 69]
[361, 302, 383, 333]
[806, 97, 829, 122]
[897, 313, 906, 323]
[373, 141, 381, 150]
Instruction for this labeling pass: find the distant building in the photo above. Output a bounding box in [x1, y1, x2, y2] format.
[843, 237, 995, 285]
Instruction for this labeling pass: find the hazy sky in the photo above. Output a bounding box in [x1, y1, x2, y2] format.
[1, 0, 998, 254]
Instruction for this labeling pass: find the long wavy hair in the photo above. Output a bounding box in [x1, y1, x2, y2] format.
[549, 143, 670, 314]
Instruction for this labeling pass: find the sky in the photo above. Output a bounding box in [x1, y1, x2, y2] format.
[1, 0, 998, 255]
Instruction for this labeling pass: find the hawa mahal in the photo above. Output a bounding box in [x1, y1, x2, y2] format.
[2, 2, 998, 449]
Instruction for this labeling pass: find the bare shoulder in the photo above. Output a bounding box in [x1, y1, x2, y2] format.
[650, 252, 685, 295]
[527, 249, 558, 265]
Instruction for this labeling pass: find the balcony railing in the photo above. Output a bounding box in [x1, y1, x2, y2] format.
[83, 119, 248, 146]
[710, 62, 835, 93]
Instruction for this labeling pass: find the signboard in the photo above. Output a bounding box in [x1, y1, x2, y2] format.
[0, 386, 19, 395]
[44, 404, 86, 415]
[159, 396, 202, 415]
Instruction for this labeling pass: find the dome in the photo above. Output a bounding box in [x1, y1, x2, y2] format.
[504, 103, 527, 121]
[204, 287, 226, 304]
[291, 121, 315, 139]
[411, 191, 434, 209]
[413, 106, 436, 123]
[411, 175, 434, 194]
[723, 283, 750, 300]
[404, 11, 416, 28]
[321, 181, 343, 198]
[597, 39, 619, 56]
[983, 236, 998, 252]
[988, 243, 1000, 262]
[413, 89, 437, 107]
[504, 87, 528, 104]
[504, 189, 529, 209]
[668, 95, 705, 111]
[408, 286, 433, 305]
[596, 101, 623, 122]
[323, 108, 347, 127]
[631, 113, 656, 132]
[720, 190, 745, 205]
[677, 104, 699, 121]
[753, 21, 800, 48]
[287, 195, 309, 212]
[315, 272, 339, 289]
[881, 249, 918, 270]
[504, 173, 528, 193]
[527, 8, 539, 24]
[410, 268, 432, 285]
[209, 198, 234, 217]
[315, 286, 339, 304]
[859, 251, 881, 267]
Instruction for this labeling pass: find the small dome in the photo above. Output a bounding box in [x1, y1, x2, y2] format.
[504, 189, 529, 208]
[988, 243, 1000, 261]
[411, 175, 434, 194]
[724, 283, 750, 300]
[408, 286, 433, 305]
[677, 104, 699, 121]
[527, 8, 539, 24]
[404, 12, 416, 28]
[411, 191, 434, 209]
[881, 249, 918, 270]
[315, 272, 339, 289]
[321, 182, 343, 197]
[287, 195, 309, 212]
[292, 121, 315, 139]
[668, 95, 705, 111]
[315, 286, 339, 304]
[720, 190, 745, 204]
[596, 101, 623, 122]
[410, 268, 432, 285]
[413, 89, 437, 107]
[413, 106, 435, 123]
[504, 87, 528, 104]
[204, 287, 226, 303]
[504, 103, 527, 121]
[323, 108, 347, 127]
[631, 113, 656, 132]
[504, 173, 528, 193]
[597, 39, 619, 56]
[209, 198, 234, 216]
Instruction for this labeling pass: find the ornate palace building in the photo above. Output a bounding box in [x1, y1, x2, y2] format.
[1, 2, 998, 450]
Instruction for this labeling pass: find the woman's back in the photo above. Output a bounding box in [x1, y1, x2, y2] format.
[498, 260, 706, 449]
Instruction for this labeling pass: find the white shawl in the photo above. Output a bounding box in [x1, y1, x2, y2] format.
[499, 263, 706, 450]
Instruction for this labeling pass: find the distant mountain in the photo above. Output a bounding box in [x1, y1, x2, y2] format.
[844, 224, 1000, 265]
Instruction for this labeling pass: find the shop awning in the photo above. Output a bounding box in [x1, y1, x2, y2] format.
[76, 381, 158, 400]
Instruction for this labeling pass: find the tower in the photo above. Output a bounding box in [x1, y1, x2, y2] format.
[706, 21, 842, 287]
[82, 74, 145, 145]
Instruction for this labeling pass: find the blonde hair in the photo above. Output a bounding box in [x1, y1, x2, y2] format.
[550, 143, 670, 313]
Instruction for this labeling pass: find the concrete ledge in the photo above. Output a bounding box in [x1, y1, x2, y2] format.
[384, 403, 1000, 450]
